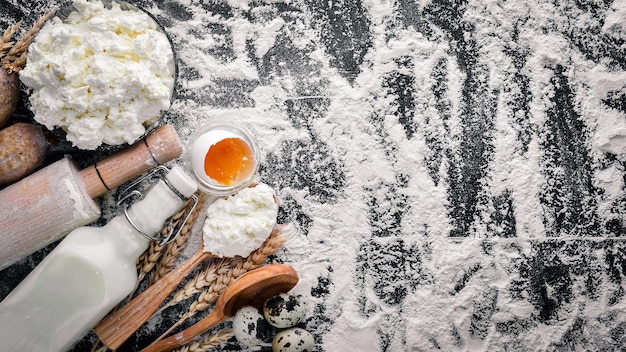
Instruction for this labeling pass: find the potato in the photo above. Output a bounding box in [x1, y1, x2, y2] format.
[0, 123, 49, 185]
[0, 67, 19, 129]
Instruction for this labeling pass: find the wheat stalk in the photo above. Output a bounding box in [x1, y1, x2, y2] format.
[0, 42, 14, 59]
[183, 227, 287, 312]
[153, 227, 287, 342]
[149, 192, 206, 284]
[11, 51, 28, 70]
[173, 329, 232, 352]
[137, 200, 188, 281]
[2, 10, 54, 71]
[0, 21, 22, 46]
[185, 231, 288, 315]
[148, 228, 191, 284]
[162, 257, 230, 310]
[131, 192, 203, 294]
[0, 21, 21, 60]
[166, 226, 286, 310]
[136, 241, 166, 282]
[0, 21, 23, 43]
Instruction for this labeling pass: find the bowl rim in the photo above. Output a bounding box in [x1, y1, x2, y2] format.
[185, 119, 261, 196]
[27, 0, 179, 152]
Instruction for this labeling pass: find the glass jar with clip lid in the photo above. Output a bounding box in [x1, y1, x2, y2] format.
[0, 165, 198, 352]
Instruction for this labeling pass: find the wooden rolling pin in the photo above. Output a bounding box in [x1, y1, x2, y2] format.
[0, 124, 183, 270]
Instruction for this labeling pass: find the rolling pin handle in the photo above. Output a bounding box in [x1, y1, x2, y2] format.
[79, 124, 184, 199]
[92, 161, 111, 192]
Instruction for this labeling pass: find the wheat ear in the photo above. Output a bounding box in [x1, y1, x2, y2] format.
[153, 227, 286, 342]
[2, 10, 54, 70]
[165, 226, 286, 310]
[0, 21, 21, 60]
[132, 192, 203, 293]
[186, 230, 287, 315]
[0, 21, 22, 46]
[149, 192, 206, 284]
[0, 42, 14, 59]
[173, 329, 232, 352]
[137, 241, 166, 283]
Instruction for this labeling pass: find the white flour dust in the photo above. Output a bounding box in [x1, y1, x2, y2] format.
[3, 0, 626, 350]
[143, 0, 626, 350]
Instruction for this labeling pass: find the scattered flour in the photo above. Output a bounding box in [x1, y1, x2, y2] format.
[155, 0, 626, 350]
[9, 0, 617, 350]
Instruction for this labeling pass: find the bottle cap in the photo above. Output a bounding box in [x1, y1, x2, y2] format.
[166, 165, 198, 198]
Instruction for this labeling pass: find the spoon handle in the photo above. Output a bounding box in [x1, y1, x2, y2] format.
[95, 248, 213, 350]
[141, 310, 227, 352]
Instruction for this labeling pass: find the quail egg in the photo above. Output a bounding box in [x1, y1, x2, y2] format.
[272, 327, 315, 352]
[263, 293, 306, 328]
[232, 305, 275, 347]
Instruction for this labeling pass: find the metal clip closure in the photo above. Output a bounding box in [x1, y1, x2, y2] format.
[116, 166, 199, 246]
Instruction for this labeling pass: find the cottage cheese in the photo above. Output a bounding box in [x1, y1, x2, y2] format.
[20, 0, 175, 150]
[202, 183, 278, 257]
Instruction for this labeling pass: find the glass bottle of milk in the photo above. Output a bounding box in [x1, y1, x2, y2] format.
[0, 165, 197, 352]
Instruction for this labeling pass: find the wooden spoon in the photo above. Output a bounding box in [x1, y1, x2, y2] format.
[142, 263, 299, 352]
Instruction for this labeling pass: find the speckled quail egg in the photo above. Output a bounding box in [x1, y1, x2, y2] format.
[272, 327, 315, 352]
[232, 305, 275, 347]
[263, 293, 306, 328]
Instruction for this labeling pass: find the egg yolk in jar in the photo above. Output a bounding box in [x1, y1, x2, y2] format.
[203, 137, 255, 186]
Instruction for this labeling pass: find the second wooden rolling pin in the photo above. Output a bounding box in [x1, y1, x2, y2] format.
[0, 124, 183, 270]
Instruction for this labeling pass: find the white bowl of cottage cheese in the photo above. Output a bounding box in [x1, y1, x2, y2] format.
[20, 0, 176, 150]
